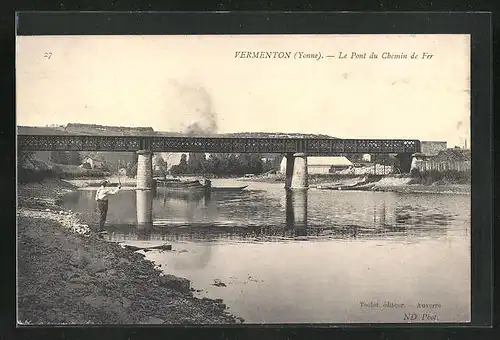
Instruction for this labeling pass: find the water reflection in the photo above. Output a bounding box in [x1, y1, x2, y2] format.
[61, 181, 470, 323]
[63, 183, 464, 244]
[100, 187, 452, 243]
[101, 188, 307, 241]
[285, 189, 308, 235]
[136, 189, 153, 227]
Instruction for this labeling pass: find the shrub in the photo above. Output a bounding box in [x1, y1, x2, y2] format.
[410, 168, 470, 184]
[17, 168, 56, 183]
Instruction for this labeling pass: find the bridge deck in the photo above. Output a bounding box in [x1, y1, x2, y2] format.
[17, 135, 421, 154]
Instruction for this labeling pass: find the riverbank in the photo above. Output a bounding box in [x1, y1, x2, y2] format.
[237, 173, 470, 195]
[17, 179, 239, 324]
[65, 172, 470, 196]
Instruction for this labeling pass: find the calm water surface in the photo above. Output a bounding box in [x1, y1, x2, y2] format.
[63, 179, 470, 323]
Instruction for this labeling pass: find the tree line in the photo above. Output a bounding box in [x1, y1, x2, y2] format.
[166, 153, 276, 176]
[48, 151, 83, 167]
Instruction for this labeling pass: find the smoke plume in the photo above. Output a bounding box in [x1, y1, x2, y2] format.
[164, 80, 218, 136]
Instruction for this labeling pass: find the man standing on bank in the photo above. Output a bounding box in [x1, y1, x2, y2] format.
[95, 180, 121, 232]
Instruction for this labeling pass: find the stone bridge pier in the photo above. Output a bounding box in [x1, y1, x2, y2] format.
[284, 152, 309, 190]
[136, 150, 154, 190]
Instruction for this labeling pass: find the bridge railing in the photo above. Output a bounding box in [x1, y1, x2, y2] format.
[17, 134, 421, 154]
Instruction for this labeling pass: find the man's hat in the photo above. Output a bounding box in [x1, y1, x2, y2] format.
[101, 180, 109, 186]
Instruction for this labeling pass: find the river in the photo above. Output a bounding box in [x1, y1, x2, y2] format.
[62, 179, 470, 324]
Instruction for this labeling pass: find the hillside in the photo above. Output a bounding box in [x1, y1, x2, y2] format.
[18, 126, 78, 135]
[18, 152, 111, 182]
[18, 125, 338, 139]
[431, 148, 471, 162]
[18, 124, 156, 136]
[219, 132, 338, 139]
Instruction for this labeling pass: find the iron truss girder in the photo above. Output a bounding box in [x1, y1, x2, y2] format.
[17, 135, 421, 154]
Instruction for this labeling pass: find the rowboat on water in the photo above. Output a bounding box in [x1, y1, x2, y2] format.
[155, 178, 248, 193]
[156, 178, 208, 191]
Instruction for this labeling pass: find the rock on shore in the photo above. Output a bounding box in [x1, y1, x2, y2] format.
[17, 179, 237, 325]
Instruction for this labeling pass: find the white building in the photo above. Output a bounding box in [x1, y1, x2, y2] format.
[80, 156, 106, 169]
[279, 156, 353, 175]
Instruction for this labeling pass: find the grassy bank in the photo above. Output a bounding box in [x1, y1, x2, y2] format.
[409, 169, 471, 185]
[17, 179, 239, 325]
[18, 165, 111, 184]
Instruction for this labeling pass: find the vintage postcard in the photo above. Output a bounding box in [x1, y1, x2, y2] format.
[16, 33, 471, 325]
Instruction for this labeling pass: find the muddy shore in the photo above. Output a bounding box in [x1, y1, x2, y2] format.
[17, 179, 239, 325]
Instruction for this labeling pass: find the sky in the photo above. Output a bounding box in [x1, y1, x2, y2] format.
[16, 34, 470, 147]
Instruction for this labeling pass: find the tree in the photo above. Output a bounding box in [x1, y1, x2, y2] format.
[171, 154, 189, 175]
[50, 151, 69, 164]
[18, 151, 34, 165]
[68, 151, 81, 165]
[127, 152, 139, 177]
[179, 154, 188, 173]
[155, 155, 167, 176]
[206, 153, 221, 175]
[248, 154, 263, 174]
[187, 153, 206, 174]
[263, 159, 274, 172]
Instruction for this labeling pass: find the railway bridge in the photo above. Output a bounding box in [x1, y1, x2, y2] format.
[18, 134, 421, 191]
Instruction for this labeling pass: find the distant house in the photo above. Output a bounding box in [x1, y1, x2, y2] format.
[279, 156, 353, 175]
[80, 156, 106, 169]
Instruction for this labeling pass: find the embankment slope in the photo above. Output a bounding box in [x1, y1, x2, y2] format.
[17, 180, 237, 324]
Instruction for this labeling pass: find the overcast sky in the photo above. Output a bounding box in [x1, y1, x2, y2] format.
[16, 34, 470, 147]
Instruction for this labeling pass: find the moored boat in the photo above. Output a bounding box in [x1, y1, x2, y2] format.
[156, 178, 208, 191]
[211, 185, 248, 193]
[156, 178, 248, 194]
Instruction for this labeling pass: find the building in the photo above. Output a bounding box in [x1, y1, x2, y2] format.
[279, 156, 353, 175]
[361, 154, 371, 162]
[80, 156, 106, 169]
[420, 141, 447, 156]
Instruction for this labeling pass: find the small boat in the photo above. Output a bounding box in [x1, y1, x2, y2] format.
[156, 179, 207, 190]
[154, 177, 181, 183]
[316, 184, 352, 190]
[211, 185, 248, 193]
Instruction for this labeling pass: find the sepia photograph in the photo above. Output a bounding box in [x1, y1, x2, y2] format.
[16, 33, 471, 325]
